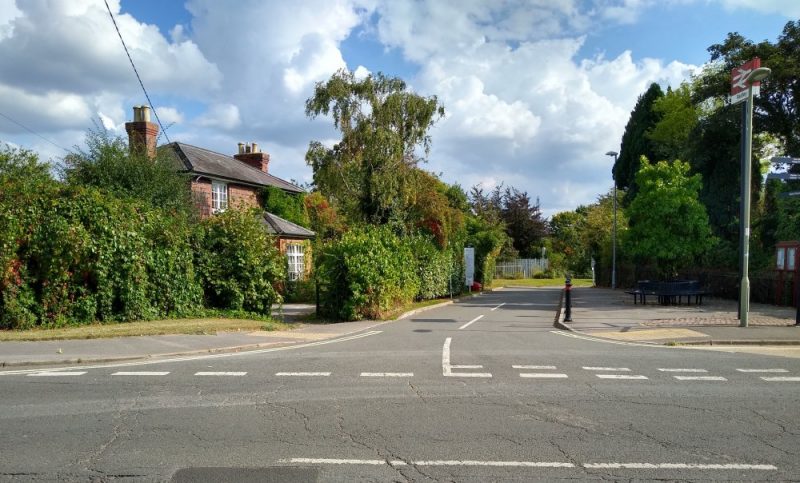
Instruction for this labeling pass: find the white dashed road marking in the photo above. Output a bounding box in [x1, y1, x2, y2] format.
[459, 315, 484, 330]
[760, 376, 800, 382]
[673, 376, 727, 381]
[194, 372, 247, 376]
[112, 371, 170, 376]
[281, 458, 776, 471]
[736, 368, 788, 373]
[596, 374, 648, 380]
[658, 368, 708, 373]
[451, 365, 483, 369]
[490, 303, 506, 311]
[583, 367, 631, 372]
[276, 372, 331, 377]
[513, 365, 557, 370]
[584, 463, 776, 470]
[360, 373, 414, 377]
[520, 373, 569, 379]
[27, 371, 87, 377]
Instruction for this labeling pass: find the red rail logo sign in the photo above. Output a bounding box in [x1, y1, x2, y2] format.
[729, 57, 761, 105]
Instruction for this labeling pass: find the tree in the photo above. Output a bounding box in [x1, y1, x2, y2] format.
[63, 128, 194, 215]
[549, 209, 590, 275]
[261, 186, 310, 228]
[647, 83, 699, 162]
[305, 69, 445, 226]
[624, 158, 713, 277]
[500, 188, 547, 257]
[614, 82, 664, 202]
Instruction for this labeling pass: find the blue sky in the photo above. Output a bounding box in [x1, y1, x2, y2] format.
[0, 0, 796, 216]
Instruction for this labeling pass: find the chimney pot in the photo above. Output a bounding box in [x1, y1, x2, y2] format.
[238, 142, 244, 154]
[252, 142, 258, 153]
[141, 105, 151, 123]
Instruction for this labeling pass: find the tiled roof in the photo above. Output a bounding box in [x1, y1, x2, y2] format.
[262, 211, 315, 239]
[163, 142, 304, 193]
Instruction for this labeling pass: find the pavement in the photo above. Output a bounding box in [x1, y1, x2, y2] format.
[0, 301, 454, 368]
[2, 288, 798, 369]
[560, 286, 800, 346]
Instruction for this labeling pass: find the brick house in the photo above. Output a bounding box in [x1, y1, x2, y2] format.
[125, 105, 314, 281]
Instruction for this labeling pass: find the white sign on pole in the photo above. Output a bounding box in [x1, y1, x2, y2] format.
[464, 247, 475, 288]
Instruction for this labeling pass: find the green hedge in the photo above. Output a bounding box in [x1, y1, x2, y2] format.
[194, 209, 284, 314]
[316, 227, 462, 320]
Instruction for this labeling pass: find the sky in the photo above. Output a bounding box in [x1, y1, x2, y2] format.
[0, 0, 796, 217]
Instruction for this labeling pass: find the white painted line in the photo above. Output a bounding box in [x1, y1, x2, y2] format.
[736, 368, 788, 373]
[674, 376, 727, 381]
[415, 460, 574, 468]
[760, 376, 800, 382]
[112, 371, 170, 376]
[583, 367, 631, 372]
[451, 364, 483, 369]
[459, 315, 484, 330]
[442, 337, 492, 378]
[658, 368, 708, 373]
[27, 371, 87, 377]
[520, 373, 568, 379]
[513, 365, 557, 370]
[583, 463, 776, 470]
[275, 372, 331, 376]
[490, 303, 506, 311]
[595, 374, 648, 380]
[0, 330, 384, 376]
[284, 458, 406, 466]
[194, 372, 247, 376]
[360, 372, 414, 377]
[281, 458, 573, 468]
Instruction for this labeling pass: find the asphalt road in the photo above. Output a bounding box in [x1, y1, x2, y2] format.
[2, 287, 799, 482]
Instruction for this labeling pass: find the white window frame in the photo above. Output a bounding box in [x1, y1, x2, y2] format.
[211, 180, 228, 213]
[286, 243, 305, 281]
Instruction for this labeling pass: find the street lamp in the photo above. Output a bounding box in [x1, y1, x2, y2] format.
[606, 151, 618, 290]
[740, 66, 771, 328]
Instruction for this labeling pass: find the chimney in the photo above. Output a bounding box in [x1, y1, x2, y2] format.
[234, 141, 270, 173]
[125, 105, 159, 159]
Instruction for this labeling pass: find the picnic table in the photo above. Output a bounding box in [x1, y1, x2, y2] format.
[626, 280, 708, 305]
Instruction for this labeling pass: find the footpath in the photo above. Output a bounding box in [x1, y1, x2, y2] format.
[0, 300, 458, 369]
[560, 287, 800, 346]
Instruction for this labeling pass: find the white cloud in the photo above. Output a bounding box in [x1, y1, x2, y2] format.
[196, 103, 241, 130]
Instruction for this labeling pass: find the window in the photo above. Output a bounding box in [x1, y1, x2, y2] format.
[211, 181, 228, 213]
[287, 244, 305, 281]
[788, 247, 797, 271]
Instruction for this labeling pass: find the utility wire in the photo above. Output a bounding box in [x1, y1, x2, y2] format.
[0, 110, 71, 152]
[103, 0, 170, 143]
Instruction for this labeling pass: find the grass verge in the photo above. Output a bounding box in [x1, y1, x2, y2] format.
[493, 278, 594, 288]
[0, 317, 291, 342]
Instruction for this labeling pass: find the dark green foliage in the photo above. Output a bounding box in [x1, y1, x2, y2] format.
[261, 186, 310, 228]
[194, 209, 284, 315]
[624, 158, 713, 277]
[549, 210, 591, 276]
[501, 188, 548, 257]
[614, 82, 664, 202]
[305, 69, 445, 225]
[63, 128, 194, 215]
[316, 226, 419, 320]
[408, 235, 456, 300]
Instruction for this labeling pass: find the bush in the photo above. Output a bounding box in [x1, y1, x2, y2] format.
[283, 279, 316, 303]
[195, 209, 284, 315]
[317, 226, 418, 320]
[409, 235, 454, 300]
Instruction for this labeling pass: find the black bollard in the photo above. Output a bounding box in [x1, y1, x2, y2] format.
[564, 275, 572, 322]
[795, 277, 799, 326]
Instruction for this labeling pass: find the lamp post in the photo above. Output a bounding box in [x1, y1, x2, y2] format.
[606, 151, 618, 290]
[739, 66, 771, 328]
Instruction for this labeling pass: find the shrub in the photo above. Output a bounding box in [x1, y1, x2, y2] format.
[317, 226, 418, 320]
[409, 235, 453, 300]
[195, 209, 284, 315]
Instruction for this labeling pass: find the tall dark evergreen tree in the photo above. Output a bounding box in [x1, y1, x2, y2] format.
[613, 82, 664, 203]
[500, 188, 548, 257]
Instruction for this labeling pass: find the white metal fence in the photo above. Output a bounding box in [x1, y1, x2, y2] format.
[494, 258, 549, 279]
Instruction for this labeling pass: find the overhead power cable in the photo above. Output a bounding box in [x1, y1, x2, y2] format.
[0, 110, 71, 152]
[103, 0, 171, 143]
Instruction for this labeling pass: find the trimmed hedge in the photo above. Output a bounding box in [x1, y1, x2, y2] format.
[316, 227, 461, 320]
